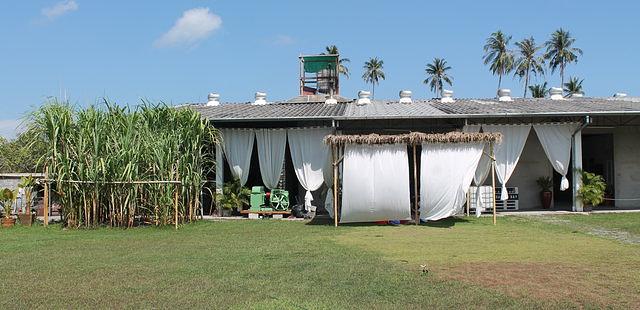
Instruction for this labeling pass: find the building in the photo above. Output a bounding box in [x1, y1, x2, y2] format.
[188, 87, 640, 219]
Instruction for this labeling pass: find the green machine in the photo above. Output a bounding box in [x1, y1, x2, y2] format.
[249, 186, 290, 211]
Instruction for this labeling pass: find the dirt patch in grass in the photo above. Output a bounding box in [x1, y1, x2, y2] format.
[440, 262, 639, 309]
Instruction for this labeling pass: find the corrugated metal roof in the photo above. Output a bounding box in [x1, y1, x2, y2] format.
[187, 97, 640, 121]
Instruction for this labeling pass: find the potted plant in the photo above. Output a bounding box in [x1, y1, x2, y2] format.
[1, 188, 17, 228]
[17, 175, 37, 226]
[536, 176, 553, 209]
[577, 170, 606, 212]
[215, 179, 250, 216]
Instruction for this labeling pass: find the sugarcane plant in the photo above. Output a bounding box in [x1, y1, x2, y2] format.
[29, 100, 219, 228]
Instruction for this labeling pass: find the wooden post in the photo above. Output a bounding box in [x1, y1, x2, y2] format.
[332, 144, 338, 227]
[490, 142, 497, 225]
[43, 166, 49, 227]
[413, 144, 419, 225]
[174, 170, 180, 230]
[466, 191, 470, 216]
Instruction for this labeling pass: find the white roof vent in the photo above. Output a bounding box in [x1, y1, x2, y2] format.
[206, 93, 220, 106]
[550, 87, 564, 100]
[356, 90, 371, 105]
[613, 92, 628, 98]
[399, 90, 412, 104]
[497, 89, 512, 102]
[441, 89, 455, 103]
[569, 93, 584, 98]
[325, 95, 337, 105]
[253, 92, 267, 105]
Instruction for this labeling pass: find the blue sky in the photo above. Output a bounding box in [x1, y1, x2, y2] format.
[1, 0, 639, 138]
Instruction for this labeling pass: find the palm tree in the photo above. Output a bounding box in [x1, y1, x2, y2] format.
[528, 82, 549, 98]
[423, 58, 453, 97]
[563, 77, 584, 97]
[544, 28, 583, 88]
[514, 37, 545, 98]
[483, 30, 515, 90]
[362, 57, 385, 98]
[324, 45, 350, 78]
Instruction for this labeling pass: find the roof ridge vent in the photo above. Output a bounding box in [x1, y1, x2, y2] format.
[206, 93, 220, 106]
[441, 89, 455, 103]
[550, 87, 563, 100]
[497, 89, 512, 102]
[253, 92, 267, 105]
[356, 90, 371, 105]
[613, 92, 628, 98]
[325, 94, 337, 105]
[399, 90, 412, 104]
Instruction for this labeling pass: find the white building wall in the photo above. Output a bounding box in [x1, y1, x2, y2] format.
[506, 131, 554, 210]
[613, 127, 640, 208]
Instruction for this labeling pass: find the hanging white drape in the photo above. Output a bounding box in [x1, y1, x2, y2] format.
[420, 142, 484, 221]
[533, 123, 578, 191]
[221, 128, 255, 186]
[288, 128, 332, 211]
[323, 143, 335, 219]
[255, 129, 287, 189]
[463, 125, 492, 216]
[482, 124, 531, 201]
[341, 144, 411, 223]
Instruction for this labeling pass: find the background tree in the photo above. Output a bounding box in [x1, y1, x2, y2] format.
[483, 30, 514, 90]
[324, 45, 350, 78]
[528, 82, 549, 98]
[0, 127, 47, 173]
[544, 28, 583, 88]
[362, 57, 385, 98]
[563, 77, 584, 97]
[514, 37, 545, 98]
[423, 58, 453, 97]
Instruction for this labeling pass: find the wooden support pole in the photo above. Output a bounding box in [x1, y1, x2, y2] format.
[490, 142, 497, 225]
[43, 166, 49, 227]
[466, 191, 470, 216]
[332, 144, 338, 227]
[413, 144, 419, 225]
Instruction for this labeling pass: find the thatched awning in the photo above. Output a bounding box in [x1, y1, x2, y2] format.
[324, 131, 502, 146]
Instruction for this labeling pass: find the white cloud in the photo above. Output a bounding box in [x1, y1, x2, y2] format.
[41, 0, 78, 20]
[271, 34, 294, 46]
[0, 119, 22, 140]
[154, 8, 222, 49]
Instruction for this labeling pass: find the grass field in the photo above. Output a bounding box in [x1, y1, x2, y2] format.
[1, 214, 639, 309]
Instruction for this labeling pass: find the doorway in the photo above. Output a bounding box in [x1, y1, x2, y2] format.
[582, 134, 615, 206]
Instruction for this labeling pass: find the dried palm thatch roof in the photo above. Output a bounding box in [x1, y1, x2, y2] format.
[324, 131, 502, 146]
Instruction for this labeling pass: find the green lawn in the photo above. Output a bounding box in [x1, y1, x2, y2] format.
[1, 214, 639, 309]
[559, 212, 640, 235]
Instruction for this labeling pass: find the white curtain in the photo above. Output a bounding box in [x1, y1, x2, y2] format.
[323, 147, 335, 219]
[288, 128, 332, 211]
[221, 128, 255, 186]
[482, 124, 531, 201]
[255, 129, 287, 189]
[462, 125, 492, 216]
[341, 144, 411, 223]
[420, 142, 484, 221]
[533, 123, 578, 191]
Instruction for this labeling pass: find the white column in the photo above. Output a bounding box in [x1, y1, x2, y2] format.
[215, 143, 224, 194]
[572, 130, 583, 212]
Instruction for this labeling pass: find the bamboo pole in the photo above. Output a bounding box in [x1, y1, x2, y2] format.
[466, 191, 470, 216]
[43, 166, 49, 227]
[332, 144, 338, 227]
[490, 142, 497, 225]
[413, 144, 419, 225]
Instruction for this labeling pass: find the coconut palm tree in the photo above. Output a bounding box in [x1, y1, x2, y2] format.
[563, 77, 584, 97]
[544, 28, 583, 88]
[514, 37, 545, 98]
[483, 30, 515, 90]
[324, 45, 350, 78]
[423, 58, 453, 97]
[362, 57, 385, 98]
[528, 82, 549, 98]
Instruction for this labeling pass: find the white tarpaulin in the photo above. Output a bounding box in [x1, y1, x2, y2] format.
[341, 144, 411, 223]
[288, 127, 331, 211]
[533, 123, 578, 191]
[482, 124, 531, 201]
[255, 129, 287, 189]
[221, 128, 255, 186]
[463, 125, 492, 216]
[420, 142, 484, 221]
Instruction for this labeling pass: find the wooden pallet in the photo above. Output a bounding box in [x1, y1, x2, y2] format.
[240, 210, 291, 215]
[469, 186, 519, 211]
